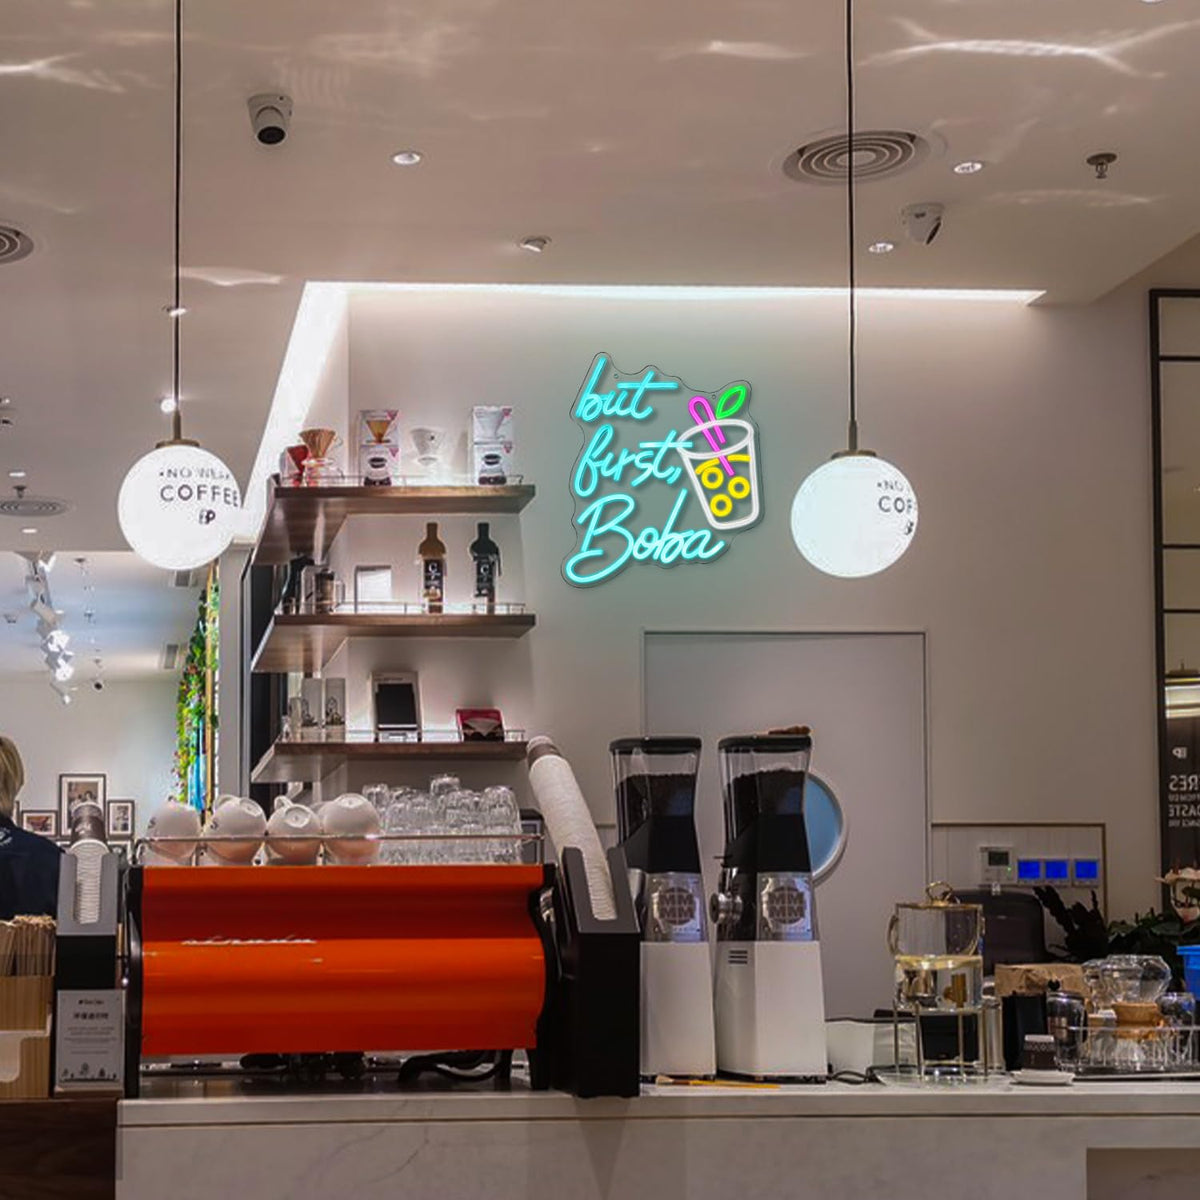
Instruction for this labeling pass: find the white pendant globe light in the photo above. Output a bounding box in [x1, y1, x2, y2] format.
[117, 0, 240, 572]
[119, 444, 241, 572]
[790, 453, 917, 578]
[789, 0, 918, 579]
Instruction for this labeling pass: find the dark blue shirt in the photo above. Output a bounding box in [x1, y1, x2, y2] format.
[0, 813, 62, 919]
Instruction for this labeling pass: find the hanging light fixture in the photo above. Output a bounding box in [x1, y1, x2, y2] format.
[118, 0, 241, 573]
[789, 0, 918, 579]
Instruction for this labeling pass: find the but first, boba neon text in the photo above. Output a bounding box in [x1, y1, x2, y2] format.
[562, 353, 763, 587]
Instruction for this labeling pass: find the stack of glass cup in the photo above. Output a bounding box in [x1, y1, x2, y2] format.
[362, 775, 523, 864]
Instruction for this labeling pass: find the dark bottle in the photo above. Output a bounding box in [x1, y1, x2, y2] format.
[418, 521, 447, 613]
[469, 522, 501, 613]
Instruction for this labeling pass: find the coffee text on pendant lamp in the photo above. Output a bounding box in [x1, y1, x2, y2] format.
[789, 0, 918, 578]
[117, 0, 240, 571]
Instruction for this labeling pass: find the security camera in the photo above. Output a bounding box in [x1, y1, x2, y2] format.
[247, 93, 293, 146]
[901, 202, 944, 246]
[91, 679, 105, 692]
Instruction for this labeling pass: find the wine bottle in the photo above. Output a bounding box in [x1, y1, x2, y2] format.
[469, 522, 501, 613]
[418, 521, 447, 613]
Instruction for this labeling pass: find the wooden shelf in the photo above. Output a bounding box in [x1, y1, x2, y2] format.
[251, 611, 537, 673]
[253, 481, 537, 564]
[251, 738, 530, 783]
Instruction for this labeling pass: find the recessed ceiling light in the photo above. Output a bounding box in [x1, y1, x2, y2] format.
[8, 469, 25, 479]
[868, 241, 895, 254]
[391, 150, 423, 166]
[953, 160, 984, 175]
[0, 398, 10, 407]
[519, 235, 551, 253]
[160, 395, 178, 414]
[163, 304, 187, 318]
[21, 527, 36, 535]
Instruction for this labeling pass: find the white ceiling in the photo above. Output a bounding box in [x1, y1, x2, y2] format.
[0, 0, 1198, 567]
[0, 550, 199, 681]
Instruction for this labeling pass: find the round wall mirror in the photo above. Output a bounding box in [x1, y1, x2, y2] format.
[805, 773, 848, 883]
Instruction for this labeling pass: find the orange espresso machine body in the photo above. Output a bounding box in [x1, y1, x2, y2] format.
[125, 864, 552, 1072]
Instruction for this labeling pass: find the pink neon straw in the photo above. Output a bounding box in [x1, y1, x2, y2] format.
[688, 396, 734, 476]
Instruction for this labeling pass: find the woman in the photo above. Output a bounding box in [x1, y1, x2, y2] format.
[0, 737, 62, 918]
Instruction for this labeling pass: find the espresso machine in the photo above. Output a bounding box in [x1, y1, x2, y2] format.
[611, 737, 716, 1077]
[710, 733, 827, 1079]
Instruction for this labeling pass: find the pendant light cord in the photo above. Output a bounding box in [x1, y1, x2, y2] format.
[845, 0, 859, 454]
[170, 0, 183, 443]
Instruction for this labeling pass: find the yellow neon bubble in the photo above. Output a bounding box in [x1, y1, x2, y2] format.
[710, 494, 733, 518]
[729, 476, 750, 499]
[700, 465, 725, 490]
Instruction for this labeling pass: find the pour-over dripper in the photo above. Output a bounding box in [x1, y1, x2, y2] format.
[300, 427, 338, 458]
[364, 416, 394, 443]
[298, 428, 343, 486]
[411, 426, 447, 467]
[475, 407, 507, 440]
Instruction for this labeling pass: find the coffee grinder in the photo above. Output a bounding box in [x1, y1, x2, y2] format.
[610, 737, 716, 1078]
[710, 733, 827, 1079]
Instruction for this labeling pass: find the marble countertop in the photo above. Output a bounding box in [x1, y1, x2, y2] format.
[119, 1072, 1200, 1127]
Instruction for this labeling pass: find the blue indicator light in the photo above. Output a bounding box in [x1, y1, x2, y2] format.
[1044, 859, 1069, 881]
[1017, 859, 1041, 881]
[1073, 859, 1099, 882]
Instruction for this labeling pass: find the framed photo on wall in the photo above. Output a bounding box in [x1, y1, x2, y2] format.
[105, 800, 135, 840]
[19, 811, 58, 838]
[58, 773, 107, 830]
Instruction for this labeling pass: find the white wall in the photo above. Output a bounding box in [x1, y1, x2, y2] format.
[314, 282, 1160, 920]
[0, 678, 177, 835]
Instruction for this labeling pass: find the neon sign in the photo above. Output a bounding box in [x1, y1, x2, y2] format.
[563, 353, 763, 587]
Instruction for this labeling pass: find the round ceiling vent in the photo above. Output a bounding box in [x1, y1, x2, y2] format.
[783, 131, 929, 185]
[0, 495, 71, 519]
[0, 225, 33, 264]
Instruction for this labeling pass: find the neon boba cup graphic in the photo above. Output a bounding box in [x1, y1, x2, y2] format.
[677, 417, 760, 532]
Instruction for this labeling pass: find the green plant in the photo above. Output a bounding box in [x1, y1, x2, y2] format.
[1036, 885, 1200, 987]
[173, 574, 219, 807]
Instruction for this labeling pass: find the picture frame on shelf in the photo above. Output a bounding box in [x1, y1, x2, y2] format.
[58, 773, 107, 830]
[354, 565, 393, 611]
[106, 799, 135, 840]
[372, 672, 421, 741]
[19, 811, 58, 838]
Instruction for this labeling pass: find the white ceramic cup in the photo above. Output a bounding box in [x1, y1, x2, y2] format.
[321, 793, 381, 864]
[266, 800, 322, 865]
[144, 801, 203, 864]
[204, 796, 266, 864]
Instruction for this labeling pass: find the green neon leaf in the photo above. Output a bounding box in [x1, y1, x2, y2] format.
[715, 384, 747, 419]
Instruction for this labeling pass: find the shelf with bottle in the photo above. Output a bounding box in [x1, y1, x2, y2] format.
[251, 729, 530, 783]
[253, 475, 537, 565]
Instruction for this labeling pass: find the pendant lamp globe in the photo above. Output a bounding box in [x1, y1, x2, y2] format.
[117, 0, 241, 572]
[118, 443, 241, 572]
[789, 0, 917, 579]
[790, 453, 917, 579]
